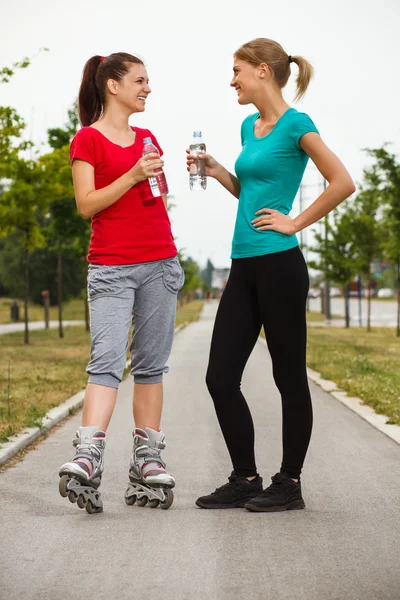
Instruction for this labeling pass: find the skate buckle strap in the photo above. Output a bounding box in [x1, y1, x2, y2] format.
[143, 456, 166, 469]
[73, 437, 105, 450]
[134, 435, 165, 451]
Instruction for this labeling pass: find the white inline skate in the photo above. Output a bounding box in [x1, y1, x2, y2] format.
[59, 426, 106, 514]
[125, 427, 175, 510]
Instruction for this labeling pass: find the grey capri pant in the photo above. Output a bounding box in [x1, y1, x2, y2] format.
[86, 256, 185, 388]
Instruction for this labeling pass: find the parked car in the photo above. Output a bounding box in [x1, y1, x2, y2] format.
[308, 289, 321, 298]
[364, 288, 377, 298]
[377, 288, 395, 299]
[329, 287, 341, 297]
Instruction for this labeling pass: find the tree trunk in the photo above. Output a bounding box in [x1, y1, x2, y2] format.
[357, 275, 362, 327]
[23, 244, 29, 345]
[84, 297, 90, 332]
[397, 262, 400, 338]
[82, 259, 90, 332]
[344, 284, 350, 328]
[324, 281, 331, 320]
[367, 281, 372, 332]
[57, 250, 64, 338]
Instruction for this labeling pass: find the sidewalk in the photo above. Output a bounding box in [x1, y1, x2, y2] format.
[1, 301, 399, 600]
[0, 320, 85, 335]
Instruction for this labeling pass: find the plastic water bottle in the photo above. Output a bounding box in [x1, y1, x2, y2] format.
[142, 137, 169, 196]
[189, 131, 207, 191]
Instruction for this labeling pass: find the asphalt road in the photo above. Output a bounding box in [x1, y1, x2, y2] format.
[1, 301, 399, 600]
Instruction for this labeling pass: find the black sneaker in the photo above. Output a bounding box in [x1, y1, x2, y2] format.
[245, 472, 305, 513]
[196, 472, 263, 509]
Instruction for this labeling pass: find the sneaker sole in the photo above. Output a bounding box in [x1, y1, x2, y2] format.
[195, 497, 258, 509]
[245, 499, 306, 513]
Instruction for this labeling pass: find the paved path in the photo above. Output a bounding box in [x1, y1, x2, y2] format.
[1, 301, 399, 600]
[0, 320, 85, 335]
[308, 297, 398, 327]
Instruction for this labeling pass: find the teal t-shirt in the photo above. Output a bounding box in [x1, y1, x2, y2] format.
[231, 108, 319, 258]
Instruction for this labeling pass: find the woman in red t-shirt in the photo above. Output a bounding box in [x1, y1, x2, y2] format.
[59, 52, 184, 513]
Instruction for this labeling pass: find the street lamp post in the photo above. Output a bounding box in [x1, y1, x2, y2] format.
[323, 179, 332, 321]
[298, 177, 330, 317]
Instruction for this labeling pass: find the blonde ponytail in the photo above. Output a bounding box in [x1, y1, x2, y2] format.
[235, 38, 314, 102]
[290, 55, 314, 102]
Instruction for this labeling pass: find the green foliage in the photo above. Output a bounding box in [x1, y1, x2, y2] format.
[0, 161, 46, 250]
[310, 206, 356, 290]
[200, 258, 214, 289]
[179, 252, 202, 294]
[48, 103, 79, 150]
[0, 48, 49, 83]
[0, 107, 31, 178]
[361, 146, 400, 335]
[365, 146, 400, 266]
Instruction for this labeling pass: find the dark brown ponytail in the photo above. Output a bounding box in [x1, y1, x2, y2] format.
[78, 52, 144, 127]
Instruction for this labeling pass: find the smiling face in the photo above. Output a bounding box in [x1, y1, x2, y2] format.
[230, 57, 271, 105]
[107, 63, 151, 113]
[230, 58, 261, 105]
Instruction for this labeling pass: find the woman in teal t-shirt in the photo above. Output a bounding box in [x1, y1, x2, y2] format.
[188, 37, 355, 513]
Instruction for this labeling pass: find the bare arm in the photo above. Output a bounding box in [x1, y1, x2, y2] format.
[252, 133, 356, 234]
[73, 152, 164, 219]
[294, 133, 356, 231]
[212, 164, 241, 199]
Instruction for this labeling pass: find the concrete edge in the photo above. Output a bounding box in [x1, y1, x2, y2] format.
[0, 390, 86, 466]
[256, 336, 400, 445]
[0, 321, 190, 467]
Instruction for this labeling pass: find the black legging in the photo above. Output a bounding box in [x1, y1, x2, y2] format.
[205, 246, 313, 480]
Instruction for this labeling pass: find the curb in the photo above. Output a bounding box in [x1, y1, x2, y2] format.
[0, 321, 189, 467]
[257, 336, 400, 446]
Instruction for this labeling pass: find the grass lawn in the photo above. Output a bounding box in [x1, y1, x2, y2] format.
[260, 325, 400, 425]
[307, 327, 400, 425]
[0, 300, 204, 443]
[307, 311, 341, 322]
[0, 297, 86, 324]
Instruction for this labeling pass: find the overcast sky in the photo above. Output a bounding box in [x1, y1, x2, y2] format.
[1, 0, 399, 267]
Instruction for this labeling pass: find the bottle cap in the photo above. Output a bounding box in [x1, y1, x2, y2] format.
[193, 131, 202, 137]
[143, 137, 152, 144]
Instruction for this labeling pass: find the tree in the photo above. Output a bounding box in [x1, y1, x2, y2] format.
[0, 49, 48, 84]
[351, 185, 382, 332]
[310, 207, 357, 327]
[0, 161, 47, 343]
[47, 103, 79, 150]
[38, 141, 90, 337]
[201, 258, 214, 289]
[0, 107, 30, 178]
[178, 252, 202, 304]
[364, 146, 400, 336]
[0, 51, 48, 343]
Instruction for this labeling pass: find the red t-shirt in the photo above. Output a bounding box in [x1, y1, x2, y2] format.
[70, 126, 177, 265]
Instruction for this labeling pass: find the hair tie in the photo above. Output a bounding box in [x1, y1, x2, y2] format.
[288, 55, 293, 63]
[100, 56, 106, 62]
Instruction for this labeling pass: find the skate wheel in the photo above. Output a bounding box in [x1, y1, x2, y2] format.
[137, 496, 148, 507]
[125, 492, 136, 506]
[68, 490, 78, 503]
[161, 489, 174, 510]
[77, 494, 86, 509]
[86, 500, 102, 514]
[148, 499, 159, 509]
[59, 475, 69, 498]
